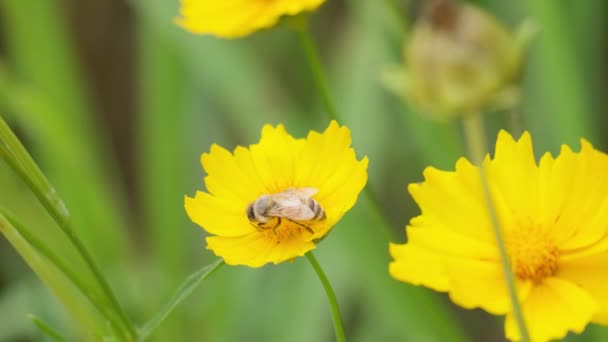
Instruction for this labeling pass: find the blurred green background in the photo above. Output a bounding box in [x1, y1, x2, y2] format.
[0, 0, 607, 341]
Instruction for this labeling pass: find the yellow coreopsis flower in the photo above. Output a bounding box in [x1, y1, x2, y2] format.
[185, 121, 367, 267]
[390, 131, 608, 341]
[176, 0, 326, 39]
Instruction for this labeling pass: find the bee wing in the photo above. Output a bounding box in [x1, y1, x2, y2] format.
[272, 188, 317, 201]
[268, 204, 316, 220]
[287, 187, 318, 198]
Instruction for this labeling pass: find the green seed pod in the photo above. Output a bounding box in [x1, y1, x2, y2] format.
[403, 0, 526, 120]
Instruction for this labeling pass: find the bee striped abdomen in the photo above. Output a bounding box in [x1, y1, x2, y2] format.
[309, 199, 326, 220]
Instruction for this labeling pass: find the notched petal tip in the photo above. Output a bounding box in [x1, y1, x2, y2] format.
[184, 193, 200, 219]
[327, 119, 341, 129]
[201, 144, 231, 168]
[560, 143, 574, 155]
[407, 181, 423, 195]
[496, 129, 514, 140]
[455, 157, 474, 171]
[261, 123, 287, 137]
[421, 165, 441, 178]
[360, 155, 370, 169]
[580, 138, 595, 152]
[388, 242, 407, 258]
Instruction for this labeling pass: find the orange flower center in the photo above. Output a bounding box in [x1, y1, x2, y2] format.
[506, 224, 559, 283]
[261, 217, 311, 243]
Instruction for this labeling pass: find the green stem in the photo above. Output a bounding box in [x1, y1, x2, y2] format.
[0, 116, 136, 340]
[296, 28, 338, 122]
[295, 24, 397, 239]
[461, 113, 530, 342]
[306, 252, 346, 342]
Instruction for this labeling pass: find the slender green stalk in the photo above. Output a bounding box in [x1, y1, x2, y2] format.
[461, 113, 530, 342]
[295, 25, 396, 239]
[0, 211, 106, 337]
[28, 315, 65, 342]
[297, 28, 338, 122]
[306, 252, 345, 342]
[0, 116, 136, 340]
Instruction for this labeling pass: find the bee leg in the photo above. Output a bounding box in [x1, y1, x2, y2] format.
[271, 218, 282, 236]
[304, 226, 314, 235]
[285, 219, 314, 235]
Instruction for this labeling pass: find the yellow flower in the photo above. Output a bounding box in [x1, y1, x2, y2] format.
[185, 121, 368, 267]
[176, 0, 326, 39]
[389, 131, 608, 341]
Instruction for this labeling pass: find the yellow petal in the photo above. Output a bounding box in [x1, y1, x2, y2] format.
[249, 124, 304, 194]
[486, 131, 540, 224]
[504, 278, 597, 342]
[408, 158, 495, 243]
[544, 141, 608, 250]
[185, 191, 255, 237]
[406, 225, 499, 261]
[559, 253, 608, 324]
[389, 243, 449, 292]
[207, 230, 315, 268]
[177, 0, 326, 39]
[201, 144, 264, 203]
[294, 121, 368, 238]
[177, 1, 267, 38]
[447, 257, 531, 315]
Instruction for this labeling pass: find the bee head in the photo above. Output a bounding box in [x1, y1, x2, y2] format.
[246, 203, 256, 221]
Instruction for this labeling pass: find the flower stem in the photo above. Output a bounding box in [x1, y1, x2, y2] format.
[296, 27, 338, 122]
[0, 116, 136, 340]
[295, 24, 397, 239]
[306, 252, 346, 342]
[461, 113, 530, 342]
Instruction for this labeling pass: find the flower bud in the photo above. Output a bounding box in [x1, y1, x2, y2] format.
[403, 0, 526, 120]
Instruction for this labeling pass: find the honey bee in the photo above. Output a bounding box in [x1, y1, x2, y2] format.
[246, 187, 326, 234]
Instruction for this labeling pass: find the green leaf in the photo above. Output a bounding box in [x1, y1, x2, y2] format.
[137, 259, 224, 341]
[0, 206, 127, 339]
[0, 211, 109, 338]
[28, 314, 65, 342]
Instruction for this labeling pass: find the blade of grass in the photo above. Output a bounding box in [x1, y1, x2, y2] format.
[28, 315, 65, 342]
[0, 212, 109, 339]
[137, 259, 224, 341]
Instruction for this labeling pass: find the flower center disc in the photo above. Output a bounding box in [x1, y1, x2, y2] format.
[262, 218, 310, 242]
[506, 225, 559, 283]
